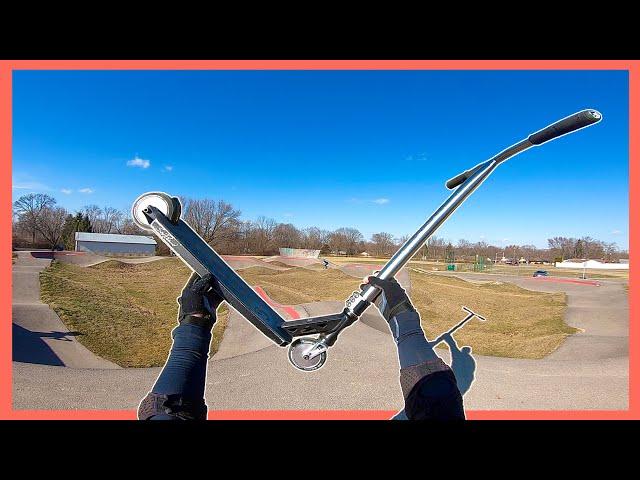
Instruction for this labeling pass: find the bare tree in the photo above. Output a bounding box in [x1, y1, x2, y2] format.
[81, 205, 102, 231]
[331, 227, 363, 255]
[328, 230, 347, 255]
[370, 232, 395, 256]
[35, 206, 68, 249]
[273, 223, 302, 248]
[118, 218, 146, 235]
[99, 207, 123, 233]
[182, 198, 242, 247]
[13, 193, 57, 245]
[420, 235, 447, 261]
[250, 216, 277, 254]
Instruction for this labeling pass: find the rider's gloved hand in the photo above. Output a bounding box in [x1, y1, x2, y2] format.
[177, 272, 224, 329]
[139, 272, 224, 421]
[362, 276, 416, 322]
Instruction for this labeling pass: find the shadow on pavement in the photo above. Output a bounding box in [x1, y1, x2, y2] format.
[29, 251, 54, 259]
[11, 323, 78, 366]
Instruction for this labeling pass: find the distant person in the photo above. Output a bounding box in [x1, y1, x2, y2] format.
[322, 259, 329, 269]
[138, 274, 465, 420]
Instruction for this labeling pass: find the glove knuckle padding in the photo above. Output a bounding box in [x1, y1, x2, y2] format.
[368, 277, 414, 320]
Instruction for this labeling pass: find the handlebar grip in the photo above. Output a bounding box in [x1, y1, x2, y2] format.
[445, 164, 482, 190]
[445, 171, 468, 189]
[528, 109, 602, 145]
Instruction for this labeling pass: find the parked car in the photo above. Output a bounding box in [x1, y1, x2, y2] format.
[533, 270, 549, 277]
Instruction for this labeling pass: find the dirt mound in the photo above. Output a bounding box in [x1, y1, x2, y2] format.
[54, 251, 107, 266]
[239, 266, 282, 276]
[303, 263, 328, 271]
[263, 256, 321, 267]
[89, 260, 138, 271]
[338, 263, 411, 292]
[222, 256, 288, 271]
[264, 261, 295, 268]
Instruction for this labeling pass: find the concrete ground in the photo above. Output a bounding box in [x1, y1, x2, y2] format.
[12, 252, 628, 412]
[12, 251, 119, 369]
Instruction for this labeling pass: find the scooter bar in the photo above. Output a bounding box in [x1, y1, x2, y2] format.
[528, 109, 602, 145]
[445, 109, 602, 189]
[348, 109, 602, 316]
[133, 108, 603, 371]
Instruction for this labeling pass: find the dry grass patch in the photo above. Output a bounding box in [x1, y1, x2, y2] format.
[409, 271, 574, 358]
[40, 259, 228, 367]
[40, 257, 574, 366]
[237, 266, 360, 305]
[238, 266, 573, 358]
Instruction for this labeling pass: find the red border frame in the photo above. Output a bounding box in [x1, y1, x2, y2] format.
[1, 59, 636, 420]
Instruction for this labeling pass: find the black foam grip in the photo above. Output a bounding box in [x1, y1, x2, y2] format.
[445, 164, 483, 190]
[528, 110, 602, 145]
[445, 171, 468, 189]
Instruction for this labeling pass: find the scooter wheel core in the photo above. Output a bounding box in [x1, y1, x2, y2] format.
[288, 338, 327, 371]
[131, 192, 180, 231]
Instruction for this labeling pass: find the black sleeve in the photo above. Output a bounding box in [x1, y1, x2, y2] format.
[404, 369, 465, 420]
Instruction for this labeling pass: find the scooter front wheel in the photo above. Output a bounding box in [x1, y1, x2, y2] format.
[288, 338, 327, 371]
[131, 192, 181, 231]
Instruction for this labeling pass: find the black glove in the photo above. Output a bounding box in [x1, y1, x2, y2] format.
[177, 272, 224, 327]
[362, 276, 415, 321]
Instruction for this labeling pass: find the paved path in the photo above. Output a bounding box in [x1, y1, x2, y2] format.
[12, 251, 119, 369]
[12, 254, 628, 411]
[435, 272, 628, 409]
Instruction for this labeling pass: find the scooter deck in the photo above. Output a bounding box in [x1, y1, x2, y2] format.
[147, 207, 293, 346]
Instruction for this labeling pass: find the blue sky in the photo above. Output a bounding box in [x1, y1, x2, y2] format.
[12, 70, 629, 250]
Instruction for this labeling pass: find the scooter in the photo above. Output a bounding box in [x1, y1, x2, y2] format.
[131, 109, 602, 371]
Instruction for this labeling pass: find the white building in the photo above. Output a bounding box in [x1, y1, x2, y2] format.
[75, 232, 157, 256]
[555, 259, 629, 270]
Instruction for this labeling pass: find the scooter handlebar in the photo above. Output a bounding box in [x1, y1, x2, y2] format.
[528, 109, 602, 145]
[445, 164, 484, 190]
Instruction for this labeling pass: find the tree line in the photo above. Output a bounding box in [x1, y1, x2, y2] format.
[425, 236, 627, 263]
[12, 193, 628, 262]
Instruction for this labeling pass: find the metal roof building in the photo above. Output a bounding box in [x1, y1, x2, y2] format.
[74, 232, 157, 256]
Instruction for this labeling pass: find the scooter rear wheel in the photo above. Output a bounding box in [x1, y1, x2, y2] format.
[288, 338, 327, 371]
[131, 192, 181, 231]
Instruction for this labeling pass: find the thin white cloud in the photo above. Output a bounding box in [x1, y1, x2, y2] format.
[127, 156, 151, 169]
[372, 198, 390, 205]
[12, 181, 51, 191]
[61, 188, 73, 194]
[611, 229, 622, 235]
[405, 152, 429, 162]
[79, 188, 94, 194]
[163, 165, 173, 172]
